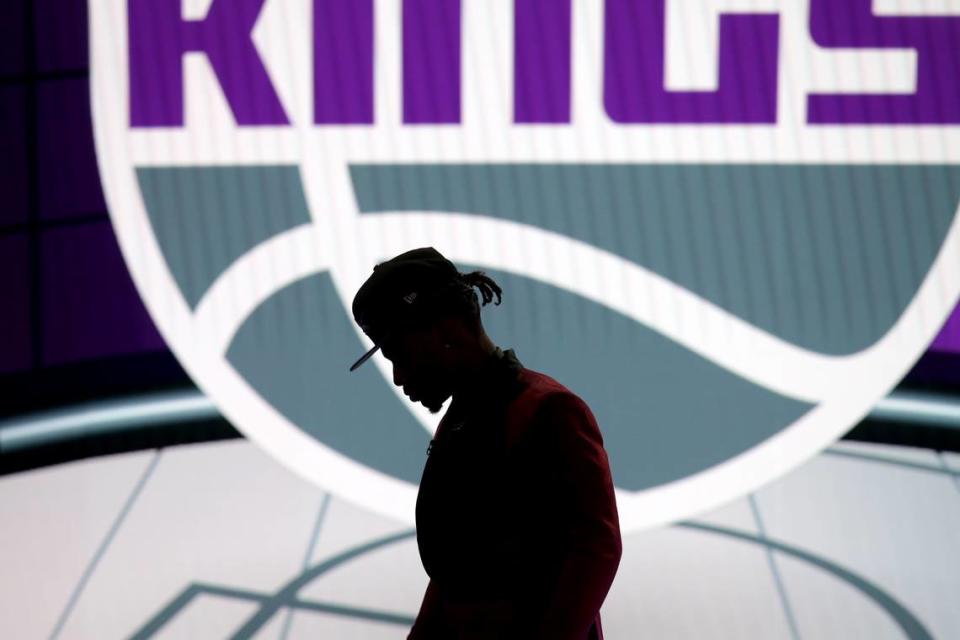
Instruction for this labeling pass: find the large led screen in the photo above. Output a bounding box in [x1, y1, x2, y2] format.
[2, 1, 959, 638]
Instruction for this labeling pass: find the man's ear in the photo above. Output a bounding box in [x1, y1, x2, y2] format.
[430, 313, 457, 342]
[436, 313, 474, 349]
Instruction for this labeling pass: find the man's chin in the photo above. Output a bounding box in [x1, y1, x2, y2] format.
[417, 390, 449, 414]
[422, 397, 445, 414]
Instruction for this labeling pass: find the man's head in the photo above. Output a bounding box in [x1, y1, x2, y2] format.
[350, 247, 502, 413]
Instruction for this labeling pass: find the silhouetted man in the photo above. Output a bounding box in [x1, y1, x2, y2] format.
[349, 247, 622, 639]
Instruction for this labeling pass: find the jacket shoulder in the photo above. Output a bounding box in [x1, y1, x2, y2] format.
[518, 367, 574, 398]
[516, 368, 590, 410]
[505, 368, 589, 447]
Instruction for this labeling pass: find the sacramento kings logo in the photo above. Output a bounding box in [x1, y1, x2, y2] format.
[91, 0, 960, 531]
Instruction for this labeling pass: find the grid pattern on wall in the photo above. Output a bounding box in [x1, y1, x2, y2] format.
[0, 0, 165, 377]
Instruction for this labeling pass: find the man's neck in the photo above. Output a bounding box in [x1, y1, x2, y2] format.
[449, 341, 502, 412]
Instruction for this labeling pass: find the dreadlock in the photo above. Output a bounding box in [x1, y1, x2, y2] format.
[460, 270, 502, 307]
[440, 270, 503, 332]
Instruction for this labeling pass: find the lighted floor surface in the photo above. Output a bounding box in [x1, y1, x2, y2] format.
[2, 440, 958, 639]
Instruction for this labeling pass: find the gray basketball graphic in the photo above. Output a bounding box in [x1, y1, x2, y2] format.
[91, 0, 960, 530]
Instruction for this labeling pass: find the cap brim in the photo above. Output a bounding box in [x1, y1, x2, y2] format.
[349, 344, 380, 372]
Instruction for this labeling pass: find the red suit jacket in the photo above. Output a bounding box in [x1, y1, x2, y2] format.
[409, 348, 622, 639]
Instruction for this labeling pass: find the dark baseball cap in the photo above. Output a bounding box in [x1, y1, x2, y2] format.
[349, 247, 462, 372]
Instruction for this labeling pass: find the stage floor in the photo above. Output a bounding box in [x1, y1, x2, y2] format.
[2, 439, 958, 639]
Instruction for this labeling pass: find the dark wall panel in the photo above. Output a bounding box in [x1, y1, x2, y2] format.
[41, 222, 164, 366]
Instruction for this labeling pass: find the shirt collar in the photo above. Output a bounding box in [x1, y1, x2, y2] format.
[448, 347, 523, 416]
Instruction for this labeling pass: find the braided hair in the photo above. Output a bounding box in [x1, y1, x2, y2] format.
[443, 270, 503, 331]
[461, 270, 502, 307]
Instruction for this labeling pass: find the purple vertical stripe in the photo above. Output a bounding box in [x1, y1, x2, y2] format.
[403, 0, 461, 124]
[0, 235, 31, 374]
[34, 0, 88, 73]
[604, 0, 779, 123]
[37, 79, 107, 219]
[41, 223, 165, 365]
[515, 0, 571, 123]
[808, 0, 960, 124]
[0, 87, 28, 227]
[931, 305, 960, 354]
[0, 0, 25, 76]
[314, 0, 374, 124]
[129, 0, 288, 127]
